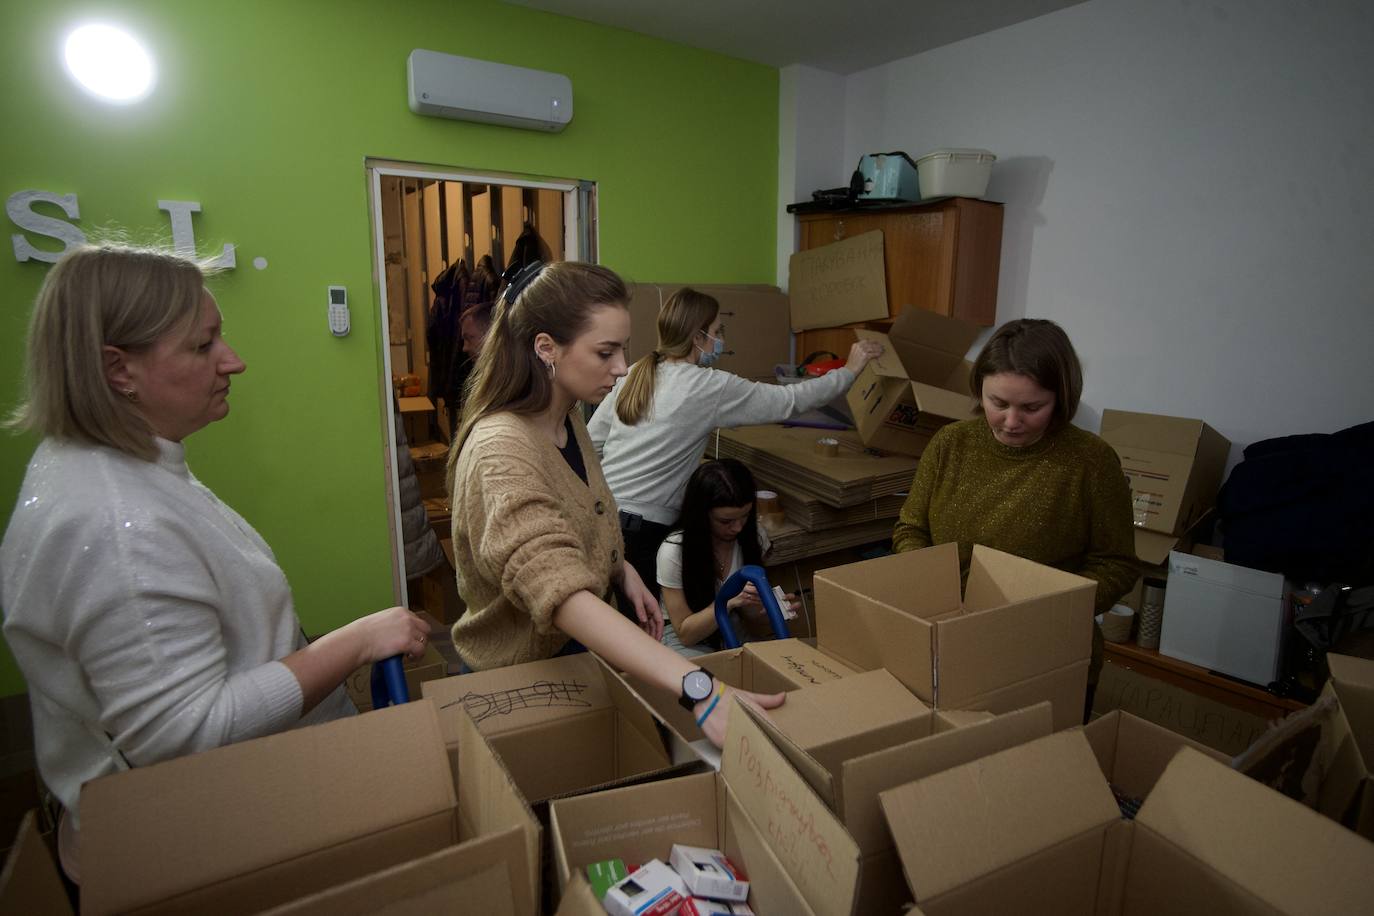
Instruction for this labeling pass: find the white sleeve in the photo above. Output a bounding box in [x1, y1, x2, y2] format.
[587, 381, 619, 457]
[41, 512, 303, 767]
[656, 534, 686, 590]
[710, 368, 856, 427]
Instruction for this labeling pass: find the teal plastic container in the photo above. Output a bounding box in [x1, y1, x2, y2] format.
[857, 152, 920, 201]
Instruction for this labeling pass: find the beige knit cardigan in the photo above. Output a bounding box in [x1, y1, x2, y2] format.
[449, 409, 623, 670]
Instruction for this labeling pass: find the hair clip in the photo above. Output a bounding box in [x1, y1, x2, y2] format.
[500, 260, 546, 306]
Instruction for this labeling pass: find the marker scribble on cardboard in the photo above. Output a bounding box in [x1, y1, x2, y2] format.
[444, 679, 592, 722]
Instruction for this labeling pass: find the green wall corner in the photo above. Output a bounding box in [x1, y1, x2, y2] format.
[0, 0, 778, 696]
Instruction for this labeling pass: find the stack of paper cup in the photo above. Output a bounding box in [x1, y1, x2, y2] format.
[755, 490, 785, 532]
[1099, 604, 1135, 644]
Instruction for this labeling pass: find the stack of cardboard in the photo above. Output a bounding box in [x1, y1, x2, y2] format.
[711, 425, 917, 507]
[773, 484, 907, 531]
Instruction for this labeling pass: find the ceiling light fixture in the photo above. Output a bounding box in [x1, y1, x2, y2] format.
[63, 23, 155, 103]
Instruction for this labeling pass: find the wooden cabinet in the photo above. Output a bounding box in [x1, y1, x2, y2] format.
[794, 197, 1003, 359]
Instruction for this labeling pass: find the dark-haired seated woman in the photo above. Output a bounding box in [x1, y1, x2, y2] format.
[658, 460, 796, 657]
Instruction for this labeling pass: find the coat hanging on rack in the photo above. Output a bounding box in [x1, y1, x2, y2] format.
[426, 259, 469, 406]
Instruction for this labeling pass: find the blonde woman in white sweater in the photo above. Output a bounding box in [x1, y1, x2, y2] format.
[0, 244, 429, 883]
[589, 287, 883, 599]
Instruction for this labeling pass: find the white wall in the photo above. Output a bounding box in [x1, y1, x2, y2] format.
[799, 0, 1374, 457]
[777, 64, 848, 292]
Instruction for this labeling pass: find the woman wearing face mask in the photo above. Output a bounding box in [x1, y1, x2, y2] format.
[589, 287, 883, 601]
[892, 319, 1136, 721]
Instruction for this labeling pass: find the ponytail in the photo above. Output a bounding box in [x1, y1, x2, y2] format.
[445, 261, 628, 497]
[614, 287, 718, 426]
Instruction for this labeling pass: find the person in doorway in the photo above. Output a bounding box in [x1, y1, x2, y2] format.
[588, 287, 883, 601]
[446, 262, 784, 747]
[459, 300, 494, 361]
[891, 318, 1137, 721]
[658, 460, 798, 657]
[0, 243, 430, 884]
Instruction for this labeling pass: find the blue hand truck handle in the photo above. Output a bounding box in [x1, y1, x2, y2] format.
[713, 564, 791, 650]
[370, 655, 410, 709]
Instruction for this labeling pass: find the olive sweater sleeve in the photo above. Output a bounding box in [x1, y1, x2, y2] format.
[1079, 447, 1139, 614]
[892, 425, 951, 553]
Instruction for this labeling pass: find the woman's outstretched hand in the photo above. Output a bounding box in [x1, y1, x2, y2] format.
[695, 686, 785, 749]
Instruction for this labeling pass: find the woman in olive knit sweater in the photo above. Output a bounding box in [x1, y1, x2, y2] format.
[892, 319, 1136, 718]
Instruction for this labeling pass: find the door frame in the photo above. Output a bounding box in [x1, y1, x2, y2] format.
[364, 159, 596, 606]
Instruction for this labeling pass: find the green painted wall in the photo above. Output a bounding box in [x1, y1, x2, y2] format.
[0, 0, 778, 695]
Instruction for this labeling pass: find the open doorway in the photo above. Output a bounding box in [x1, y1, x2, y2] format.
[366, 160, 597, 613]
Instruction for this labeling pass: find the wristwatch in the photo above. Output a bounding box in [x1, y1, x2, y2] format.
[678, 668, 716, 712]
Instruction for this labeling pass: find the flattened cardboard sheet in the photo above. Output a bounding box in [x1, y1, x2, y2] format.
[788, 230, 889, 331]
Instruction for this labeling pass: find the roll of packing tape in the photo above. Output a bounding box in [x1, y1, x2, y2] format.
[814, 436, 840, 458]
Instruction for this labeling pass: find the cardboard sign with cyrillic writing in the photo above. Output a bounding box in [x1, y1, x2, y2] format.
[787, 231, 888, 332]
[723, 699, 859, 916]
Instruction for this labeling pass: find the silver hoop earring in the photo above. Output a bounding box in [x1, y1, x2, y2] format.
[122, 388, 138, 403]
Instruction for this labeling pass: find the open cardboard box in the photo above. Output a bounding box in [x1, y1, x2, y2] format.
[549, 697, 862, 916]
[1083, 709, 1228, 807]
[1316, 653, 1374, 840]
[1099, 409, 1231, 567]
[751, 682, 1055, 915]
[344, 642, 447, 712]
[880, 729, 1374, 915]
[422, 653, 698, 809]
[846, 307, 982, 457]
[795, 542, 1096, 729]
[76, 699, 539, 915]
[621, 645, 861, 748]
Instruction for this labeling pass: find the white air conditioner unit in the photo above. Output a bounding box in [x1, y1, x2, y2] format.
[407, 49, 573, 132]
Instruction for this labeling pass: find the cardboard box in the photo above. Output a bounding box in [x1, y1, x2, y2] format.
[422, 653, 697, 807]
[622, 645, 861, 749]
[262, 842, 525, 915]
[845, 308, 982, 457]
[751, 692, 1054, 915]
[1092, 659, 1268, 757]
[344, 642, 448, 712]
[1317, 653, 1374, 840]
[549, 697, 862, 916]
[0, 811, 70, 916]
[77, 700, 540, 915]
[1099, 410, 1231, 566]
[626, 283, 791, 382]
[1159, 550, 1288, 687]
[1083, 709, 1228, 807]
[809, 542, 1097, 729]
[880, 729, 1374, 915]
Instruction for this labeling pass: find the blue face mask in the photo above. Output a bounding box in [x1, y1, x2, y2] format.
[697, 331, 724, 367]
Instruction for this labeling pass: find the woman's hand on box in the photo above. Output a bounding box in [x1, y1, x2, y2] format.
[697, 686, 786, 749]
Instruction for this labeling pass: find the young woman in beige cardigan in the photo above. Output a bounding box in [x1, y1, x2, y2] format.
[446, 261, 783, 746]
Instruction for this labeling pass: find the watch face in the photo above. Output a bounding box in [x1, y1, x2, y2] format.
[683, 669, 713, 702]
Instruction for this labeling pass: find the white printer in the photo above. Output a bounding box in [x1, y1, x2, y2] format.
[1159, 551, 1288, 687]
